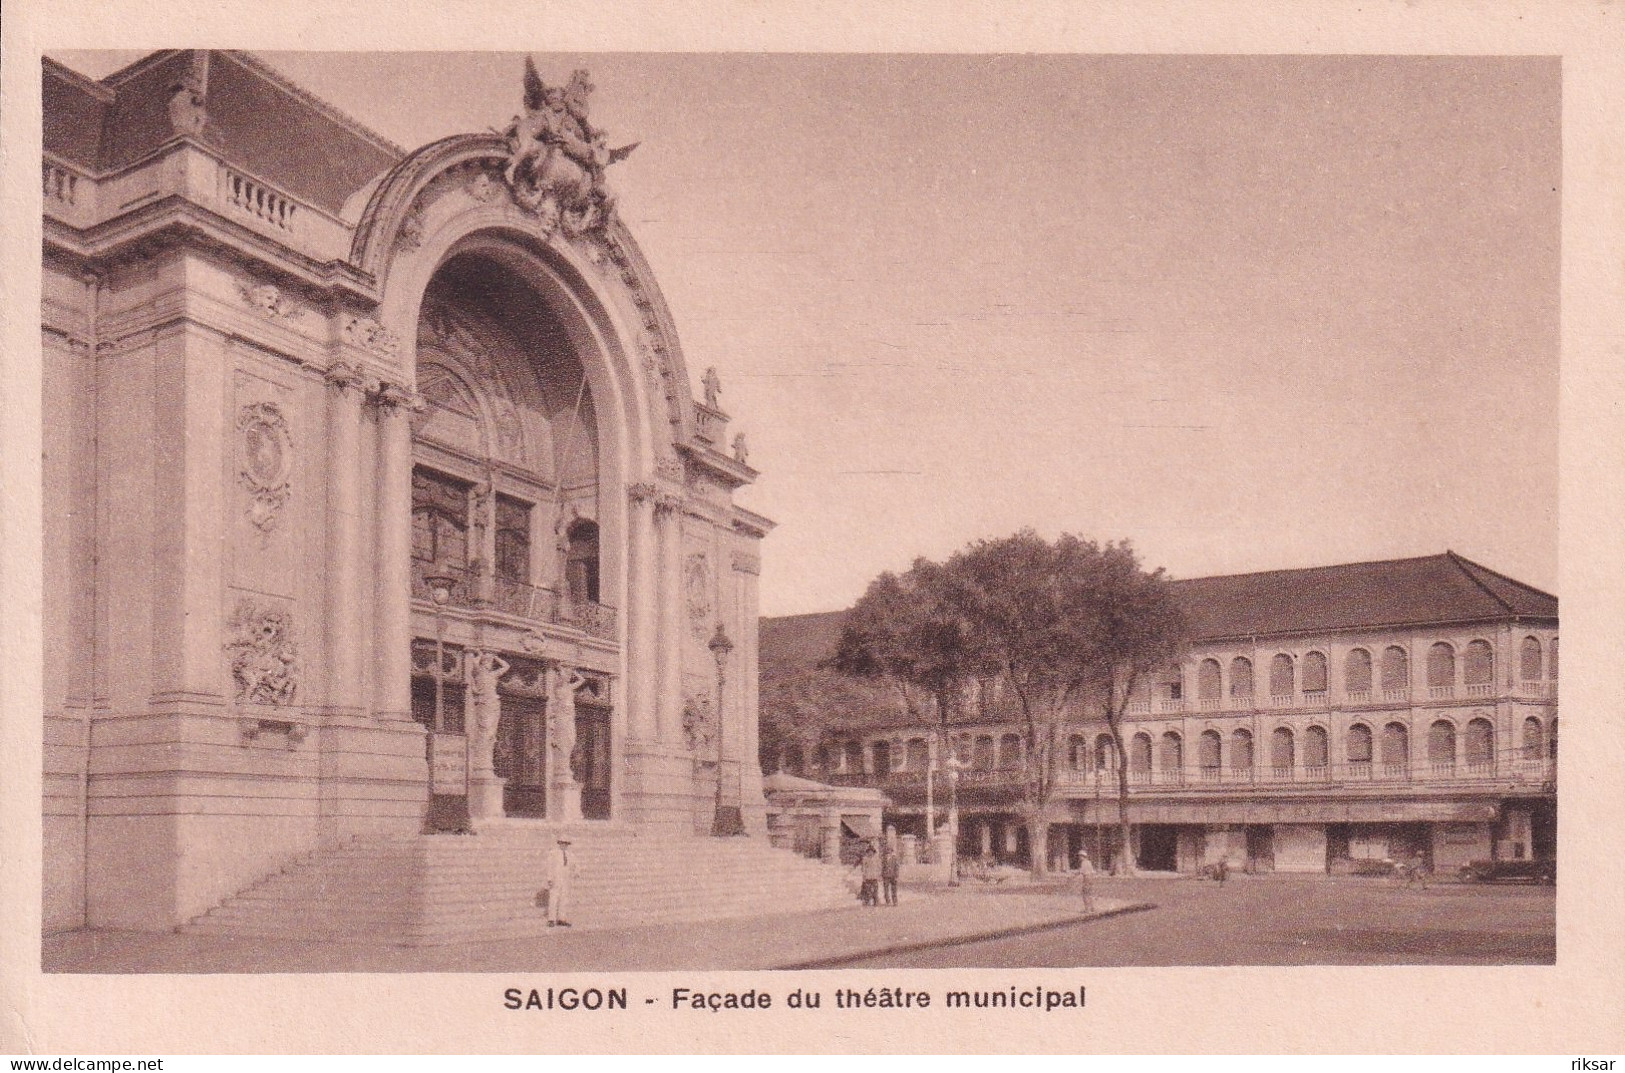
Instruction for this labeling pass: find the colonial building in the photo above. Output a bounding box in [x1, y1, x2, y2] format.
[41, 51, 802, 937]
[761, 553, 1558, 876]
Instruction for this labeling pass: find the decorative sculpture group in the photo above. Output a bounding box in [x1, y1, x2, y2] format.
[503, 60, 638, 236]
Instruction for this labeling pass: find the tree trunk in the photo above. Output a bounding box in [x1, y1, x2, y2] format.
[1028, 816, 1050, 878]
[1111, 722, 1136, 876]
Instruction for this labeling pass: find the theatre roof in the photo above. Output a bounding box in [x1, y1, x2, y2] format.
[44, 50, 402, 215]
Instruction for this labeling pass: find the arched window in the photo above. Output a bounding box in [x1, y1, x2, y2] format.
[871, 740, 891, 775]
[1095, 734, 1117, 771]
[973, 735, 995, 771]
[1549, 717, 1558, 759]
[1160, 731, 1183, 775]
[1197, 659, 1222, 702]
[999, 733, 1023, 770]
[1230, 657, 1254, 701]
[565, 519, 601, 605]
[906, 737, 928, 771]
[1231, 728, 1254, 770]
[1157, 664, 1184, 703]
[1465, 718, 1494, 767]
[1381, 646, 1410, 693]
[1347, 723, 1373, 764]
[1464, 640, 1494, 687]
[1427, 642, 1456, 690]
[1550, 638, 1559, 680]
[1270, 654, 1295, 697]
[1130, 733, 1153, 775]
[1199, 730, 1222, 774]
[1381, 722, 1409, 766]
[1068, 734, 1087, 771]
[1522, 717, 1544, 761]
[1521, 636, 1544, 681]
[784, 743, 804, 775]
[494, 495, 532, 584]
[1270, 727, 1294, 771]
[1304, 725, 1329, 769]
[1428, 720, 1456, 765]
[954, 735, 972, 766]
[814, 744, 831, 773]
[844, 740, 863, 773]
[1345, 648, 1373, 693]
[1303, 652, 1329, 694]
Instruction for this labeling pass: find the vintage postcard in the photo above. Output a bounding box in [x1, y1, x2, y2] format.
[2, 0, 1622, 1057]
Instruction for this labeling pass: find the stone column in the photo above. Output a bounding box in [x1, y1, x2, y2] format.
[654, 494, 684, 743]
[624, 485, 659, 742]
[371, 383, 418, 720]
[324, 363, 365, 715]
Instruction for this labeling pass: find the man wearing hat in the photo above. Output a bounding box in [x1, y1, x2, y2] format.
[541, 836, 574, 927]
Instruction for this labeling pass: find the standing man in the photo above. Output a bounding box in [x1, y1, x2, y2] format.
[859, 843, 881, 907]
[880, 840, 901, 906]
[542, 837, 575, 927]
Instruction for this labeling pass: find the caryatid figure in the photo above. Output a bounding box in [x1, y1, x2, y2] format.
[465, 650, 510, 777]
[548, 662, 586, 819]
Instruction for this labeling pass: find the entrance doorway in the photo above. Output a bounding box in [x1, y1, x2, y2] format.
[1245, 825, 1275, 872]
[1137, 824, 1179, 871]
[577, 705, 612, 819]
[495, 694, 546, 818]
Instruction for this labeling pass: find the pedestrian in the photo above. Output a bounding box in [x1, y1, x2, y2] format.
[1076, 852, 1096, 913]
[859, 843, 881, 907]
[540, 837, 574, 927]
[1213, 858, 1228, 884]
[881, 841, 900, 906]
[1407, 850, 1429, 890]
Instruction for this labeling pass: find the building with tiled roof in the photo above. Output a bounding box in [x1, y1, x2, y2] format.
[760, 553, 1558, 877]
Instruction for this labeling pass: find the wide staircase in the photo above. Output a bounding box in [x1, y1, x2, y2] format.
[180, 823, 857, 946]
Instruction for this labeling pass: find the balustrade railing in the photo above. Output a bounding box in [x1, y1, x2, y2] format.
[223, 168, 298, 231]
[44, 161, 79, 206]
[416, 563, 618, 640]
[1465, 682, 1494, 697]
[1269, 694, 1294, 708]
[1199, 697, 1223, 711]
[1303, 690, 1328, 707]
[1345, 689, 1371, 704]
[1427, 684, 1455, 699]
[1157, 697, 1186, 713]
[1382, 688, 1410, 703]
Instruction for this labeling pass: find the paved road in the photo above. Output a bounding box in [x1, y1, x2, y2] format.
[841, 875, 1556, 967]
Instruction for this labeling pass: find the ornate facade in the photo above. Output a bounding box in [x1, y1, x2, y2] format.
[42, 51, 771, 932]
[764, 553, 1558, 876]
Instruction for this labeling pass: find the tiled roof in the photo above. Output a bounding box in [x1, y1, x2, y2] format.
[44, 51, 402, 215]
[1168, 552, 1557, 640]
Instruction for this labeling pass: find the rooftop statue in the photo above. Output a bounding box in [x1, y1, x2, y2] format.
[504, 58, 639, 236]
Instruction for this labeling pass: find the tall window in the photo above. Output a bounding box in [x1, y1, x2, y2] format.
[1159, 732, 1183, 773]
[1465, 719, 1494, 766]
[1198, 730, 1222, 772]
[1304, 725, 1329, 768]
[973, 735, 995, 771]
[1231, 728, 1254, 770]
[1303, 652, 1328, 694]
[1381, 722, 1409, 765]
[906, 737, 928, 771]
[1347, 723, 1373, 763]
[412, 468, 470, 570]
[1095, 734, 1116, 771]
[565, 519, 601, 604]
[1197, 659, 1222, 701]
[1428, 720, 1456, 764]
[1427, 643, 1456, 688]
[1158, 665, 1184, 702]
[1381, 646, 1409, 692]
[999, 733, 1023, 770]
[1345, 648, 1373, 693]
[1522, 717, 1544, 761]
[1130, 733, 1152, 774]
[1270, 654, 1295, 697]
[1520, 636, 1543, 681]
[1230, 657, 1254, 701]
[1464, 640, 1494, 687]
[1068, 735, 1087, 771]
[494, 495, 532, 583]
[1271, 727, 1294, 770]
[1550, 637, 1559, 680]
[843, 740, 863, 772]
[871, 740, 891, 774]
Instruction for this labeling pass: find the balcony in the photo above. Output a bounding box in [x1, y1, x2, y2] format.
[1344, 689, 1371, 704]
[1157, 697, 1186, 714]
[1269, 694, 1294, 709]
[1427, 684, 1455, 700]
[1381, 688, 1410, 703]
[1303, 690, 1328, 707]
[1198, 697, 1223, 711]
[1465, 682, 1494, 697]
[1127, 699, 1151, 715]
[413, 562, 618, 642]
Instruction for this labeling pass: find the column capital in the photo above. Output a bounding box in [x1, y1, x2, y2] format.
[324, 360, 365, 395]
[627, 481, 659, 504]
[371, 381, 424, 414]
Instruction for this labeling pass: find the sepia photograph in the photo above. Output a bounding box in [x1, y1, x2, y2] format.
[32, 47, 1564, 978]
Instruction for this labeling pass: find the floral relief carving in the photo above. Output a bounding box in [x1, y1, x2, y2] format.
[341, 315, 400, 358]
[238, 282, 301, 320]
[236, 402, 292, 538]
[684, 553, 714, 639]
[226, 600, 301, 707]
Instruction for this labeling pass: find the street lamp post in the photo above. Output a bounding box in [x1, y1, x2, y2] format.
[708, 622, 743, 837]
[423, 574, 470, 834]
[943, 753, 966, 886]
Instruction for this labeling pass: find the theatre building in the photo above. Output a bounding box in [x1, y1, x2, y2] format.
[41, 51, 847, 941]
[762, 553, 1558, 876]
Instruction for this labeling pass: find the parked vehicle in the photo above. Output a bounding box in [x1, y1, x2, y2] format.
[1458, 858, 1556, 884]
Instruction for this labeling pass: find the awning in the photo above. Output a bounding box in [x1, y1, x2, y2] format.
[841, 815, 877, 840]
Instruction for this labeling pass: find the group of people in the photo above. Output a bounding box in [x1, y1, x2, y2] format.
[857, 842, 901, 907]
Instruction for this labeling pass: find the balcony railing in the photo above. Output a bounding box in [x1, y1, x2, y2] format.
[1428, 684, 1455, 699]
[1269, 694, 1294, 708]
[414, 562, 618, 641]
[1465, 682, 1494, 697]
[1044, 757, 1555, 791]
[1345, 689, 1371, 704]
[1157, 697, 1186, 713]
[1303, 690, 1328, 707]
[1199, 697, 1223, 711]
[1382, 688, 1410, 703]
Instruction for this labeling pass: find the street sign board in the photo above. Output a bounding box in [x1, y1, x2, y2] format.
[429, 733, 468, 795]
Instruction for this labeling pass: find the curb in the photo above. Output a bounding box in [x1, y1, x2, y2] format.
[773, 901, 1158, 970]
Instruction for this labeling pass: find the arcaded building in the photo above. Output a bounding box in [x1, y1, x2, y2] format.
[40, 52, 821, 938]
[762, 553, 1558, 876]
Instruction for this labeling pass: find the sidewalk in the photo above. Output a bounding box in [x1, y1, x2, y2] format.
[43, 888, 1152, 974]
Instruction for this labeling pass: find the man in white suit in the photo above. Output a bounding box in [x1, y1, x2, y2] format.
[543, 837, 574, 927]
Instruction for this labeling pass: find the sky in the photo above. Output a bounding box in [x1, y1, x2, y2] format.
[53, 51, 1562, 615]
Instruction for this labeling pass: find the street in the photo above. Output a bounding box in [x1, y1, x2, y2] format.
[842, 875, 1557, 967]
